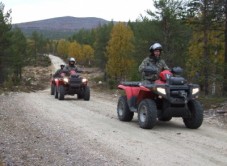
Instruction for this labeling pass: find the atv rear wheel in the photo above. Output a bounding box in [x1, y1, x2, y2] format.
[58, 85, 65, 100]
[83, 86, 90, 101]
[183, 100, 203, 129]
[51, 84, 55, 95]
[117, 96, 134, 121]
[138, 99, 157, 129]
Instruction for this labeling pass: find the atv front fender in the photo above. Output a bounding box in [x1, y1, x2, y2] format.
[55, 79, 65, 87]
[118, 84, 152, 110]
[118, 85, 141, 100]
[118, 84, 140, 111]
[136, 86, 154, 104]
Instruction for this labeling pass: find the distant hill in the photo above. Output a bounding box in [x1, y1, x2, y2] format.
[13, 16, 112, 39]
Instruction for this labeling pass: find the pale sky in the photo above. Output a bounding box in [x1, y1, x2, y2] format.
[4, 0, 155, 24]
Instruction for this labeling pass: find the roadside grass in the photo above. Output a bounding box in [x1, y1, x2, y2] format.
[0, 55, 51, 94]
[199, 96, 227, 110]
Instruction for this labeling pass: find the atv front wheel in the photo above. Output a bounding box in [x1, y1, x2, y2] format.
[158, 99, 172, 121]
[183, 100, 203, 129]
[138, 99, 157, 129]
[58, 85, 65, 100]
[117, 96, 134, 121]
[54, 86, 58, 99]
[83, 86, 90, 101]
[51, 84, 55, 95]
[77, 92, 84, 99]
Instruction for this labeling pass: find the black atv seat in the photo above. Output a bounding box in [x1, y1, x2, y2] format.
[169, 77, 186, 85]
[120, 81, 141, 87]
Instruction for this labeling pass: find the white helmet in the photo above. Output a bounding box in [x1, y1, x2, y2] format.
[69, 57, 76, 62]
[149, 43, 162, 52]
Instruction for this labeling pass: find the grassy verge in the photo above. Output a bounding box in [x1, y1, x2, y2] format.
[199, 96, 227, 110]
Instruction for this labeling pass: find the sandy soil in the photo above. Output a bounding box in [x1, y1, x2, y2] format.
[0, 54, 227, 166]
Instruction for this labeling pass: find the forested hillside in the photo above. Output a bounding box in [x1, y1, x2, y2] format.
[13, 16, 111, 39]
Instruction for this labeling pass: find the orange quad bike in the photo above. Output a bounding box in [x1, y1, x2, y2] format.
[54, 69, 90, 101]
[117, 67, 203, 129]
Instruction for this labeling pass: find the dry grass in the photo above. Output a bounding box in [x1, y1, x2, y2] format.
[0, 65, 52, 93]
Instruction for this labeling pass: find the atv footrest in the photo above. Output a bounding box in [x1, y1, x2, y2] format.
[129, 107, 137, 112]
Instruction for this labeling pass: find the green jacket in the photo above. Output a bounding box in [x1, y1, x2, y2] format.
[64, 65, 78, 71]
[53, 69, 64, 78]
[139, 56, 169, 81]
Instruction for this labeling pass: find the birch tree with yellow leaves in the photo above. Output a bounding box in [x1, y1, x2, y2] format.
[68, 41, 82, 62]
[106, 22, 135, 82]
[56, 39, 69, 59]
[81, 44, 94, 66]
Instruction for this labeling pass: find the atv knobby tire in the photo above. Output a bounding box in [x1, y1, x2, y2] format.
[138, 99, 157, 129]
[183, 100, 203, 129]
[158, 99, 172, 121]
[83, 86, 90, 101]
[54, 86, 58, 99]
[58, 85, 65, 100]
[51, 84, 55, 95]
[77, 92, 84, 99]
[117, 96, 134, 121]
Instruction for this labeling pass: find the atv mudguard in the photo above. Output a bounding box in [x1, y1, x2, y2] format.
[55, 78, 65, 87]
[118, 83, 154, 110]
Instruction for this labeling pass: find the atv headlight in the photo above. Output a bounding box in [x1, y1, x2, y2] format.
[157, 87, 166, 95]
[82, 78, 88, 83]
[192, 88, 199, 95]
[63, 77, 69, 83]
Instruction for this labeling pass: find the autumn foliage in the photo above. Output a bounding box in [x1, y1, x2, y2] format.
[106, 23, 135, 82]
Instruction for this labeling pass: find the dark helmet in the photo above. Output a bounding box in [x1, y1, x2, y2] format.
[60, 64, 65, 69]
[149, 43, 162, 53]
[68, 57, 76, 66]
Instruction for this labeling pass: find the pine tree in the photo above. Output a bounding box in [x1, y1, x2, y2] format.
[0, 2, 12, 84]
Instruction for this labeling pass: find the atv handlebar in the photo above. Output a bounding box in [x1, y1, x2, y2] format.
[143, 66, 158, 76]
[171, 67, 183, 76]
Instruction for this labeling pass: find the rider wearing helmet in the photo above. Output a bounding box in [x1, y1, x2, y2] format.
[139, 42, 169, 82]
[60, 64, 65, 69]
[65, 57, 78, 71]
[53, 64, 65, 78]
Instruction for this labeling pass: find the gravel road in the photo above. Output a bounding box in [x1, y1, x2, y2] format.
[0, 55, 227, 166]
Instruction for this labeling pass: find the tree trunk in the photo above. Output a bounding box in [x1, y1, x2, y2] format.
[203, 0, 209, 95]
[223, 0, 227, 95]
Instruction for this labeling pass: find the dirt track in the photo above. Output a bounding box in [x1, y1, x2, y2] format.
[0, 55, 227, 166]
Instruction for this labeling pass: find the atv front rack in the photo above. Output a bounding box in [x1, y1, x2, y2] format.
[120, 81, 141, 87]
[120, 81, 155, 89]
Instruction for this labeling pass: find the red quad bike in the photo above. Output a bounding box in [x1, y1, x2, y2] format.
[117, 67, 203, 129]
[54, 69, 90, 101]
